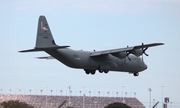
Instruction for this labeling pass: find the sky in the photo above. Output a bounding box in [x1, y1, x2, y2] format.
[0, 0, 180, 107]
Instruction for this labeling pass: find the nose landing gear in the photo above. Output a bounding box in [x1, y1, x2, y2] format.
[133, 72, 139, 76]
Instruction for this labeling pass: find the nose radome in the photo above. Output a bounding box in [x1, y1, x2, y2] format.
[144, 64, 148, 70]
[139, 63, 147, 71]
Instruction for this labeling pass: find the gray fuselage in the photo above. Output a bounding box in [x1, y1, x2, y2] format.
[45, 48, 147, 73]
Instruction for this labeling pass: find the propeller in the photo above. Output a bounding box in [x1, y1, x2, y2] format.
[141, 43, 149, 61]
[125, 45, 131, 62]
[142, 43, 149, 56]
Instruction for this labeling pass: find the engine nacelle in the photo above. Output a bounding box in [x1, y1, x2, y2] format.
[131, 49, 143, 57]
[112, 52, 126, 59]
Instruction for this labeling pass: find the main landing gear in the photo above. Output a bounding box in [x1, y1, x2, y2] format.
[84, 69, 109, 75]
[84, 69, 96, 75]
[98, 69, 109, 74]
[84, 70, 139, 76]
[133, 72, 139, 76]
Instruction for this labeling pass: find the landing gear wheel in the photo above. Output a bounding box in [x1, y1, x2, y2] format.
[133, 72, 139, 76]
[104, 70, 109, 74]
[84, 69, 96, 75]
[91, 71, 95, 75]
[99, 70, 103, 73]
[85, 70, 90, 74]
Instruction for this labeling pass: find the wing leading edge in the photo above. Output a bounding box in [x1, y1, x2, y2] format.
[90, 43, 164, 57]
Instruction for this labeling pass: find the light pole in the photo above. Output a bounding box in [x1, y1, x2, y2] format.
[125, 92, 127, 98]
[134, 92, 136, 98]
[159, 85, 166, 108]
[82, 85, 86, 108]
[60, 90, 62, 96]
[67, 85, 71, 107]
[107, 91, 109, 104]
[80, 91, 82, 96]
[0, 89, 2, 94]
[19, 89, 21, 94]
[70, 90, 72, 96]
[116, 92, 119, 101]
[148, 88, 152, 108]
[40, 90, 43, 95]
[89, 91, 91, 97]
[29, 89, 31, 95]
[9, 89, 11, 94]
[1, 89, 3, 98]
[50, 90, 53, 96]
[44, 86, 49, 108]
[121, 85, 127, 103]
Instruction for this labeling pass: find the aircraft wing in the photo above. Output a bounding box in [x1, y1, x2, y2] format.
[90, 43, 164, 57]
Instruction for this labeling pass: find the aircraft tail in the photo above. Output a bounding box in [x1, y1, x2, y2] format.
[19, 16, 70, 52]
[36, 15, 57, 48]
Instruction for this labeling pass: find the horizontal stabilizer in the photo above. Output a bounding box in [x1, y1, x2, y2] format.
[19, 48, 43, 52]
[36, 56, 54, 59]
[19, 45, 70, 52]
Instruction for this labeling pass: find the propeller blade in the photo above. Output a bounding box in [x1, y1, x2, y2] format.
[144, 47, 148, 51]
[142, 42, 144, 46]
[127, 56, 131, 61]
[144, 52, 149, 56]
[141, 43, 149, 56]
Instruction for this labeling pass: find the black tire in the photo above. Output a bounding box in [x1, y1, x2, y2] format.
[133, 72, 139, 76]
[91, 71, 96, 75]
[85, 71, 90, 74]
[104, 70, 109, 73]
[99, 70, 103, 73]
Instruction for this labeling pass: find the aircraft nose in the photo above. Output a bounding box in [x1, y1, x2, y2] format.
[143, 64, 147, 70]
[138, 63, 147, 72]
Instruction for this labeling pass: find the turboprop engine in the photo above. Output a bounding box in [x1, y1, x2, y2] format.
[112, 52, 126, 59]
[131, 49, 143, 57]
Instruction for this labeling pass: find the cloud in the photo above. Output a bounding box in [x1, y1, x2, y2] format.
[1, 0, 180, 15]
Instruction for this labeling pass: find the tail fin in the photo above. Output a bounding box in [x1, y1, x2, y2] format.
[36, 15, 57, 48]
[19, 16, 70, 53]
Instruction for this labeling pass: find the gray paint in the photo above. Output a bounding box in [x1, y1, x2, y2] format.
[19, 15, 164, 76]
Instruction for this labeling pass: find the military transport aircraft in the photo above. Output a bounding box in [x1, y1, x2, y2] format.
[19, 16, 164, 76]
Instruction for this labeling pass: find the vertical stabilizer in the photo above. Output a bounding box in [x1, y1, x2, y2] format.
[19, 16, 70, 52]
[35, 16, 57, 48]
